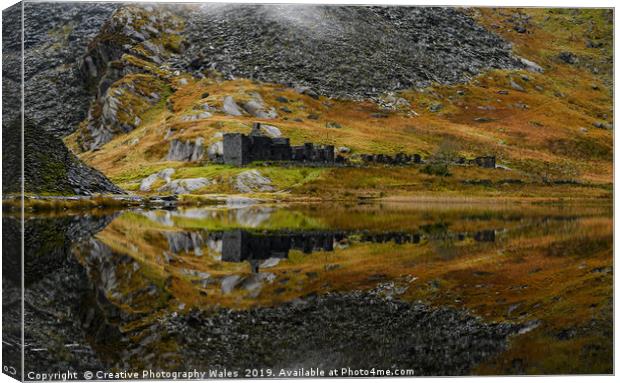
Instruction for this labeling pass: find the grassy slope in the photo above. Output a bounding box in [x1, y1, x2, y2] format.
[65, 8, 613, 201]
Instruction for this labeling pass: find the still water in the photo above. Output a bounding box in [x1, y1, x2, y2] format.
[3, 202, 613, 376]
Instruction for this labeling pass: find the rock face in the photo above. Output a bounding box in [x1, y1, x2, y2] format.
[207, 141, 224, 161]
[15, 2, 116, 137]
[2, 2, 123, 196]
[253, 124, 282, 138]
[2, 120, 123, 195]
[75, 5, 187, 151]
[240, 92, 278, 119]
[166, 138, 205, 161]
[176, 4, 525, 98]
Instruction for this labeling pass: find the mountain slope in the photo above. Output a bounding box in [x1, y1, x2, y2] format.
[38, 4, 614, 199]
[176, 4, 527, 98]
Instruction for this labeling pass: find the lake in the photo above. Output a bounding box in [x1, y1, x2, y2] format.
[3, 201, 613, 376]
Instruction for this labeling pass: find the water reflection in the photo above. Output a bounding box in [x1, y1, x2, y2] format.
[9, 202, 612, 375]
[212, 229, 496, 273]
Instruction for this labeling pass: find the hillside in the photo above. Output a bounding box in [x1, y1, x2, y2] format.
[9, 3, 614, 201]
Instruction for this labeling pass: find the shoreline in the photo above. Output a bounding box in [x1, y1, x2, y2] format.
[2, 192, 612, 213]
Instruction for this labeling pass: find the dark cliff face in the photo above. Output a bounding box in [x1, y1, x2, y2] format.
[22, 1, 115, 137]
[2, 2, 121, 195]
[174, 4, 522, 98]
[2, 119, 123, 195]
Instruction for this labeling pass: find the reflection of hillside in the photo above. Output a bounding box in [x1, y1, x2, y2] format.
[73, 238, 182, 371]
[9, 213, 117, 374]
[88, 203, 611, 314]
[16, 202, 612, 374]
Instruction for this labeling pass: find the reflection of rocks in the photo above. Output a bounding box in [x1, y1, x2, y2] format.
[169, 290, 520, 374]
[2, 213, 118, 374]
[165, 231, 204, 255]
[221, 275, 242, 294]
[220, 273, 275, 295]
[234, 206, 273, 227]
[226, 196, 258, 208]
[74, 238, 180, 371]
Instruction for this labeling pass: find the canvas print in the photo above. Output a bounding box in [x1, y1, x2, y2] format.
[1, 1, 613, 380]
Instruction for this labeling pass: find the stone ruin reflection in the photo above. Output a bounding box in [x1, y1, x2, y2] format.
[208, 228, 497, 272]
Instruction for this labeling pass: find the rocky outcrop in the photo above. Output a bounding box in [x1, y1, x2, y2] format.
[234, 170, 275, 193]
[222, 96, 244, 116]
[175, 4, 525, 98]
[2, 119, 122, 195]
[139, 168, 175, 192]
[166, 138, 205, 162]
[75, 5, 187, 151]
[79, 5, 185, 92]
[256, 124, 282, 138]
[17, 2, 116, 137]
[207, 141, 224, 161]
[157, 178, 212, 194]
[239, 92, 278, 119]
[79, 73, 167, 151]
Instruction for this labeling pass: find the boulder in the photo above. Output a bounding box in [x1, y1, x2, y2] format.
[558, 51, 578, 65]
[207, 141, 224, 160]
[240, 93, 278, 119]
[222, 96, 244, 116]
[294, 85, 319, 99]
[140, 168, 175, 192]
[221, 275, 242, 294]
[510, 79, 525, 92]
[593, 121, 613, 130]
[257, 124, 282, 138]
[338, 146, 351, 154]
[157, 178, 212, 194]
[429, 103, 443, 112]
[326, 121, 342, 129]
[234, 170, 275, 193]
[275, 96, 289, 103]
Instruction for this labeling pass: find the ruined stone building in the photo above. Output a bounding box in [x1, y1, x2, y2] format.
[222, 123, 335, 166]
[471, 156, 496, 168]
